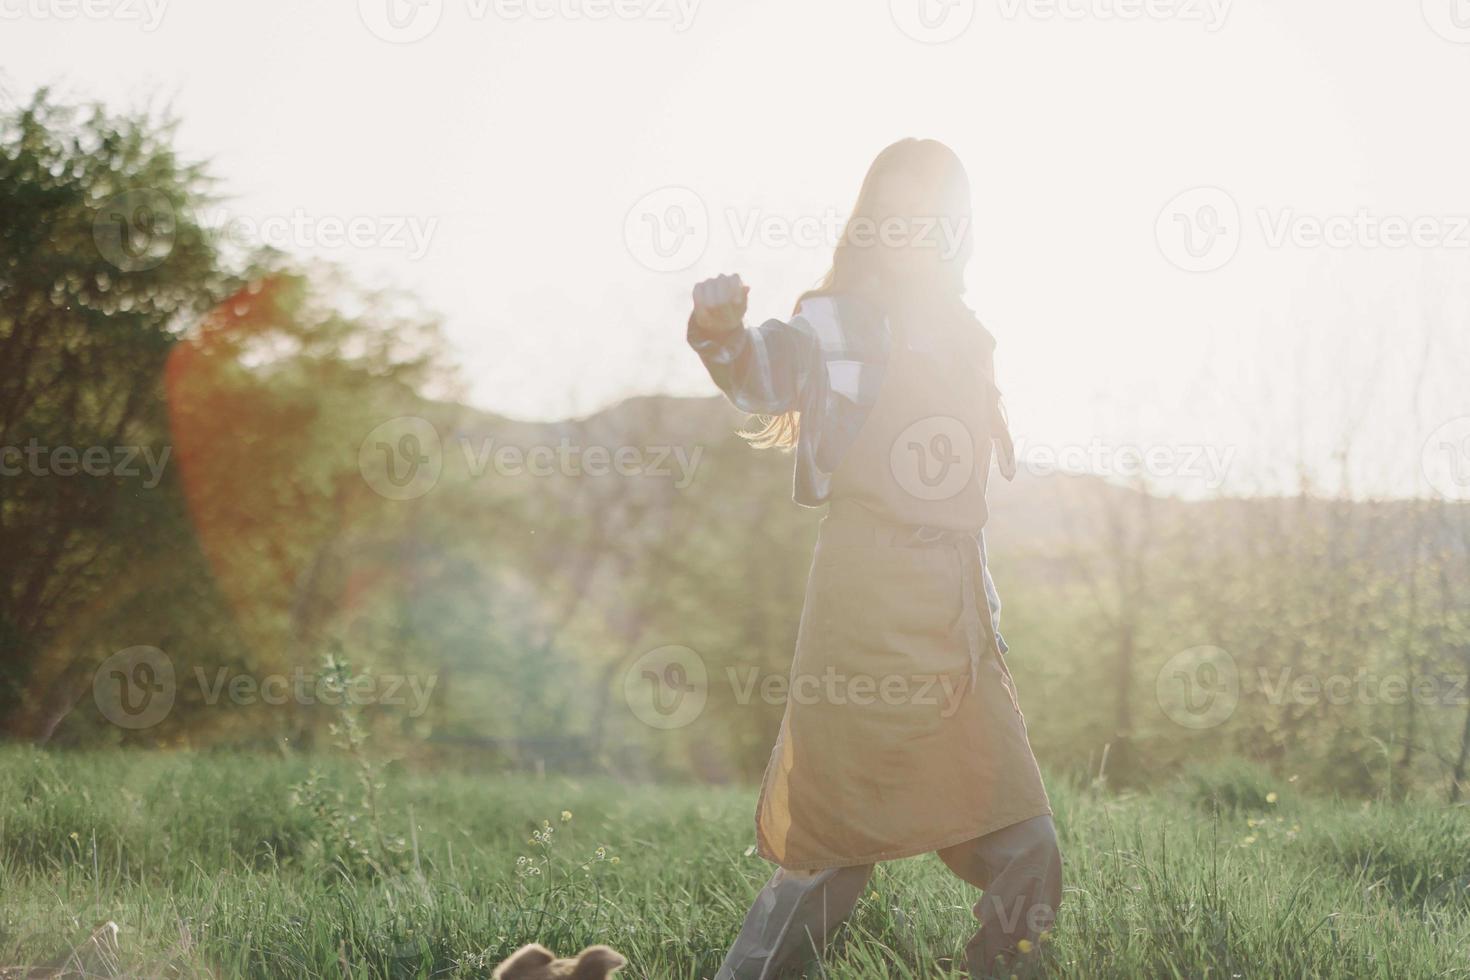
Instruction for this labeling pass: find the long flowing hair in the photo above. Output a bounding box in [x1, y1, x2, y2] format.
[745, 138, 975, 450]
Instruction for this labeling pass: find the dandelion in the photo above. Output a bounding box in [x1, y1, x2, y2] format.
[1240, 835, 1257, 846]
[561, 810, 573, 823]
[1265, 792, 1278, 804]
[1017, 939, 1033, 954]
[610, 856, 620, 865]
[1039, 930, 1052, 944]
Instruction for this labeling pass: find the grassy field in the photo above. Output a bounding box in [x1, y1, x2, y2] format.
[1, 748, 1467, 979]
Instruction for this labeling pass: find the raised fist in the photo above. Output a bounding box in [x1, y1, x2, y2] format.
[691, 273, 749, 335]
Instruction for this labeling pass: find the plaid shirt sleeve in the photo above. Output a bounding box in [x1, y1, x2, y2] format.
[686, 312, 819, 416]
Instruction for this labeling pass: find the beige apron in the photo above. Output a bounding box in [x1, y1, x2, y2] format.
[755, 315, 1052, 871]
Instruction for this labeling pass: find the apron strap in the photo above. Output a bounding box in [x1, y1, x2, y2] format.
[955, 533, 986, 696]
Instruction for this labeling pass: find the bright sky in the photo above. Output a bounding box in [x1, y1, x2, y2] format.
[4, 0, 1469, 498]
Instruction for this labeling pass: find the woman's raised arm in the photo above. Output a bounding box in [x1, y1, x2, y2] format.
[687, 273, 818, 416]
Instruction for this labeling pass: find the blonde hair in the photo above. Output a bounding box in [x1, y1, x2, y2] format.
[745, 138, 974, 450]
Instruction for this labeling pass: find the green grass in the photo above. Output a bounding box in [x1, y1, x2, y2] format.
[1, 748, 1467, 978]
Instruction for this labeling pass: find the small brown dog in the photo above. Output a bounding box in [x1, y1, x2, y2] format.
[491, 943, 626, 979]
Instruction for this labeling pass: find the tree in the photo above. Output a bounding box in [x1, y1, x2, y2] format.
[0, 91, 231, 736]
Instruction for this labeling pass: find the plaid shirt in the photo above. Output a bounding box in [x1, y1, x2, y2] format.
[687, 290, 1017, 650]
[687, 291, 1015, 505]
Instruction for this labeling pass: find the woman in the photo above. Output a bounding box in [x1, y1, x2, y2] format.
[687, 139, 1062, 979]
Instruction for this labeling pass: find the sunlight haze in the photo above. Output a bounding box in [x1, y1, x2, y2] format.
[5, 0, 1468, 497]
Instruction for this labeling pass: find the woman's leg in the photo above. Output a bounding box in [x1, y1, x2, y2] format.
[936, 815, 1062, 979]
[714, 864, 874, 980]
